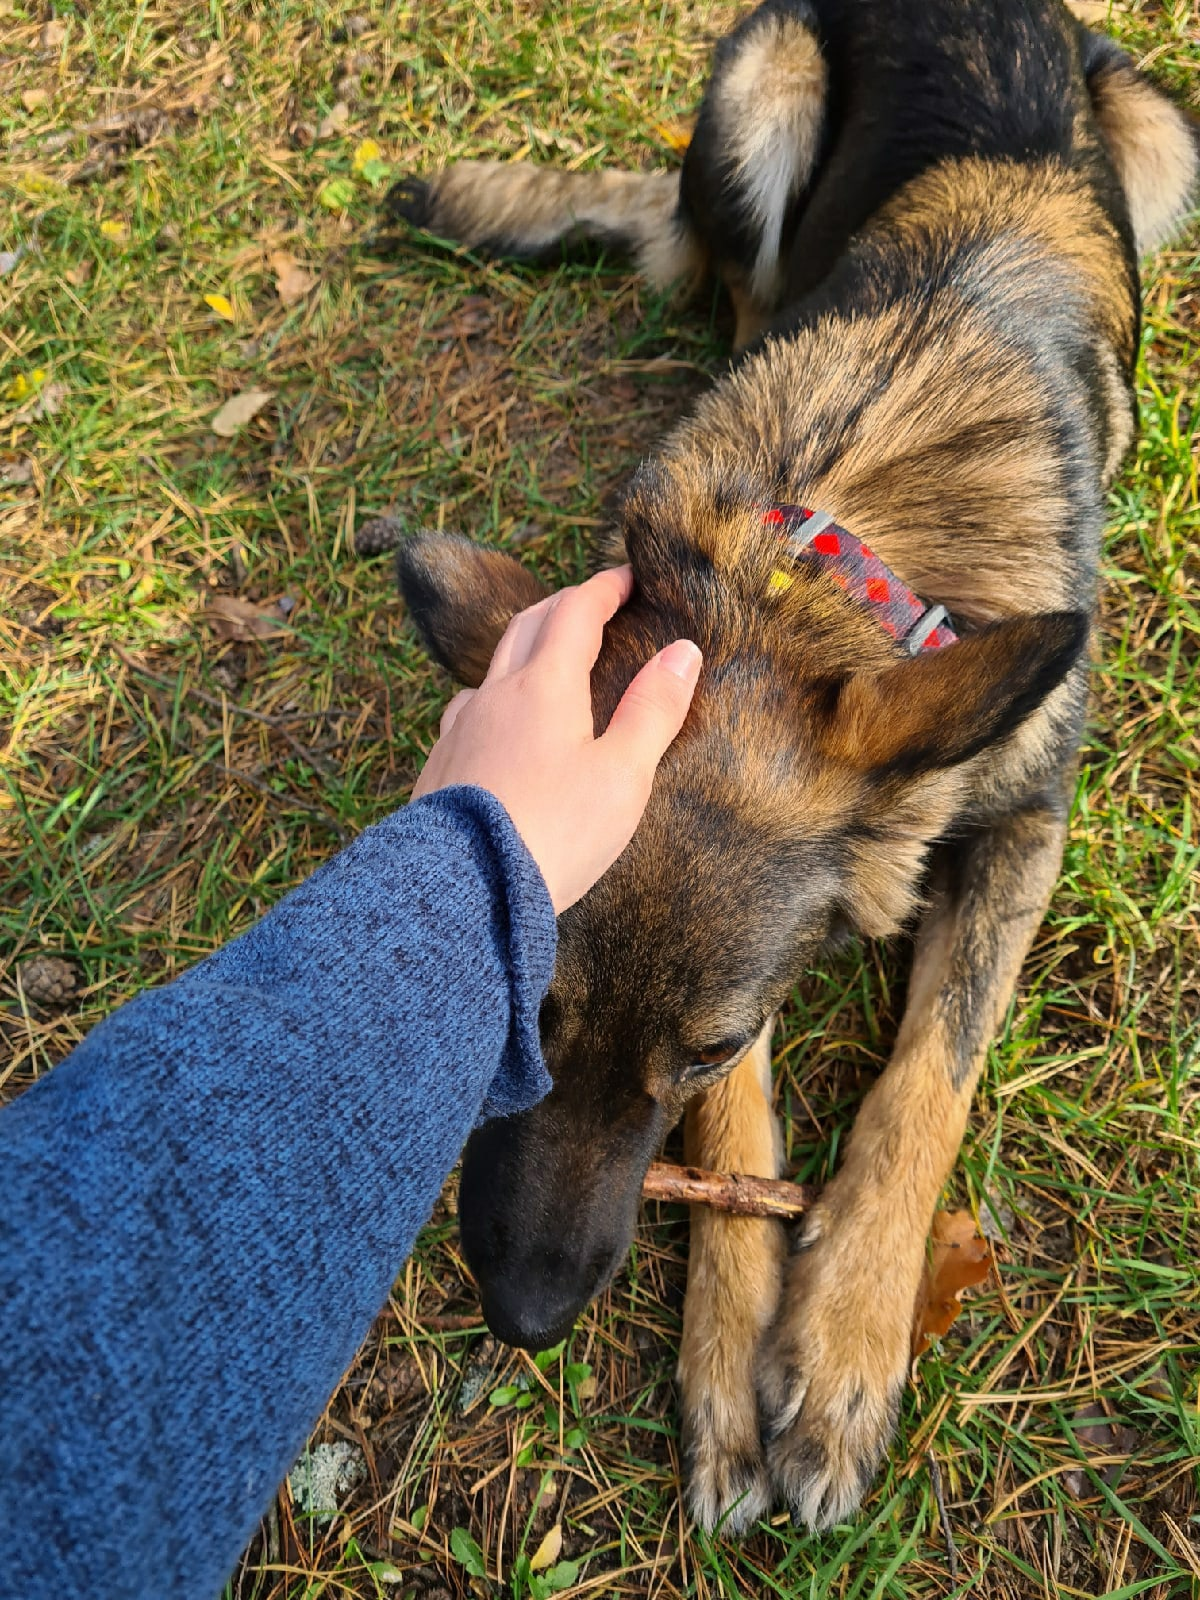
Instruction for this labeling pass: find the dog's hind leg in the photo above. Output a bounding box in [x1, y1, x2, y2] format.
[758, 804, 1069, 1530]
[678, 1020, 784, 1533]
[681, 0, 827, 347]
[385, 164, 702, 290]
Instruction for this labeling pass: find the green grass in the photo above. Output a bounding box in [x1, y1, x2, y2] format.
[2, 1, 1198, 1596]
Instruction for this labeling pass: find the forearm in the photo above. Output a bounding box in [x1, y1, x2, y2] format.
[0, 787, 555, 1600]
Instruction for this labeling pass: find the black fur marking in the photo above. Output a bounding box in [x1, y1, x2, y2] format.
[383, 176, 432, 228]
[782, 1436, 829, 1520]
[936, 805, 1072, 1089]
[760, 1363, 807, 1441]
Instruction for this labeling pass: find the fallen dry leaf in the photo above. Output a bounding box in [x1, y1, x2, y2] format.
[206, 595, 289, 642]
[23, 380, 68, 420]
[317, 101, 350, 139]
[653, 117, 694, 153]
[66, 259, 94, 287]
[22, 88, 49, 112]
[1062, 1403, 1139, 1498]
[41, 18, 66, 46]
[269, 250, 316, 307]
[0, 456, 35, 485]
[211, 387, 273, 437]
[911, 1209, 993, 1359]
[1066, 1, 1113, 22]
[529, 1524, 562, 1573]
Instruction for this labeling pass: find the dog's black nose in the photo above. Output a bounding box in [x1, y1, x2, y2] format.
[478, 1279, 582, 1353]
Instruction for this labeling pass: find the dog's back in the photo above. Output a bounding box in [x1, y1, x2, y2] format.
[684, 0, 1130, 308]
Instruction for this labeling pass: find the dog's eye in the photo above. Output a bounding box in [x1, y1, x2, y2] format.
[682, 1036, 751, 1080]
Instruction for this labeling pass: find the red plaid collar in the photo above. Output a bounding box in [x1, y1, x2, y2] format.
[763, 504, 956, 653]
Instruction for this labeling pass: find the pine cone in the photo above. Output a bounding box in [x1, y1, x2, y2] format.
[354, 515, 405, 556]
[17, 955, 78, 1009]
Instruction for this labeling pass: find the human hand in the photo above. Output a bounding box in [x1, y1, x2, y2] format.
[411, 567, 701, 912]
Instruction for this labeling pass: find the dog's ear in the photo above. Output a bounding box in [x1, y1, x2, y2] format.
[396, 532, 548, 686]
[823, 611, 1089, 777]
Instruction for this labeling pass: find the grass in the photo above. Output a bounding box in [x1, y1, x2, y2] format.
[1, 0, 1197, 1596]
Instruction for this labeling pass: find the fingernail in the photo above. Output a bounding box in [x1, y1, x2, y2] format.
[658, 639, 702, 681]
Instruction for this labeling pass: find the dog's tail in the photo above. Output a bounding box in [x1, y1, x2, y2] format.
[681, 0, 827, 324]
[1080, 27, 1199, 256]
[382, 163, 703, 291]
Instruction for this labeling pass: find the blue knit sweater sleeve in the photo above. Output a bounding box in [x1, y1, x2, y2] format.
[0, 786, 556, 1600]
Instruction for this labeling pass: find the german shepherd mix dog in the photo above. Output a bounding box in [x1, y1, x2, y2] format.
[387, 0, 1196, 1534]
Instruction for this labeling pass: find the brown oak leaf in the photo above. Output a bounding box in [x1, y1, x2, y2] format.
[211, 387, 273, 437]
[269, 250, 317, 307]
[206, 595, 289, 642]
[911, 1209, 993, 1359]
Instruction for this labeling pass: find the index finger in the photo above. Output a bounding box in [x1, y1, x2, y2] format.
[528, 565, 633, 674]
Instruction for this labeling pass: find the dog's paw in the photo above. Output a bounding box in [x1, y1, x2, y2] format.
[758, 1340, 902, 1530]
[383, 175, 433, 227]
[682, 1391, 772, 1534]
[757, 1217, 911, 1530]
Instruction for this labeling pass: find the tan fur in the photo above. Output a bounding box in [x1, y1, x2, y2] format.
[757, 806, 1067, 1525]
[658, 158, 1138, 628]
[726, 277, 771, 353]
[417, 163, 703, 290]
[679, 1023, 784, 1532]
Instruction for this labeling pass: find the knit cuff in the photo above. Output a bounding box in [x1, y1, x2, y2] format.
[410, 787, 557, 1122]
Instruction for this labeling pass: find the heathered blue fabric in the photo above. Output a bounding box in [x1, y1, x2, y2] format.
[0, 786, 556, 1600]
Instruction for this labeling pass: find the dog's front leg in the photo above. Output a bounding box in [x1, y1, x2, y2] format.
[759, 804, 1068, 1530]
[679, 1020, 783, 1533]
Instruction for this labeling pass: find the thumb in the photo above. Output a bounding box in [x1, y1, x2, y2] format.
[603, 639, 702, 773]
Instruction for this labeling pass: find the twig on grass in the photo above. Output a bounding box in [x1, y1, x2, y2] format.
[641, 1161, 813, 1219]
[114, 645, 334, 776]
[927, 1450, 961, 1584]
[209, 763, 348, 843]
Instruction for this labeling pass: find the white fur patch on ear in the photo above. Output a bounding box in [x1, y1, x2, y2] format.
[714, 13, 827, 304]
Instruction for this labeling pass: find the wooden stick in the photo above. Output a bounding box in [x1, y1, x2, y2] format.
[641, 1161, 813, 1219]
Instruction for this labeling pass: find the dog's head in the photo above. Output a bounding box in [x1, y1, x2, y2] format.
[397, 466, 1086, 1350]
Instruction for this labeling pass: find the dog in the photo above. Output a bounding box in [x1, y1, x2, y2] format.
[384, 0, 1196, 1534]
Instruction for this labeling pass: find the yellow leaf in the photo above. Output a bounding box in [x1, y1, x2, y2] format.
[204, 293, 236, 322]
[653, 118, 693, 153]
[352, 138, 383, 175]
[4, 370, 46, 403]
[21, 175, 70, 200]
[100, 219, 127, 242]
[529, 1525, 563, 1573]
